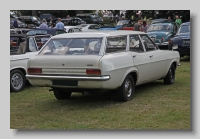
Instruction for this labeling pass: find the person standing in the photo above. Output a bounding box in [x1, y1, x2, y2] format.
[13, 18, 18, 28]
[134, 20, 142, 31]
[167, 16, 172, 21]
[66, 15, 71, 19]
[39, 19, 48, 29]
[141, 21, 148, 33]
[175, 15, 182, 27]
[55, 18, 64, 30]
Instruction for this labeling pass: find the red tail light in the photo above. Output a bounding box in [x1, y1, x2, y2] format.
[28, 68, 42, 75]
[86, 69, 101, 75]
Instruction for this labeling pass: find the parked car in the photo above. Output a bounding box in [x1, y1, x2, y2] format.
[68, 17, 86, 26]
[76, 13, 103, 24]
[10, 18, 27, 28]
[19, 16, 41, 26]
[64, 26, 82, 33]
[116, 20, 136, 30]
[26, 31, 180, 102]
[10, 28, 32, 35]
[168, 22, 190, 57]
[10, 34, 51, 92]
[61, 18, 72, 26]
[120, 24, 134, 31]
[150, 19, 169, 24]
[98, 23, 118, 30]
[27, 28, 66, 36]
[76, 24, 100, 32]
[147, 22, 179, 49]
[39, 13, 55, 22]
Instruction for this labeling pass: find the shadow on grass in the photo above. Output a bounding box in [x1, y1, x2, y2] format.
[38, 81, 166, 111]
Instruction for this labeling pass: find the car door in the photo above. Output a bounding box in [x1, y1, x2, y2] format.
[129, 35, 151, 84]
[139, 35, 167, 80]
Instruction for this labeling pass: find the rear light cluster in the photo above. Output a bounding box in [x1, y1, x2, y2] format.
[86, 69, 101, 75]
[28, 68, 42, 75]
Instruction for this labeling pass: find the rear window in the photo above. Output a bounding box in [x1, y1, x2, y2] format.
[39, 38, 103, 55]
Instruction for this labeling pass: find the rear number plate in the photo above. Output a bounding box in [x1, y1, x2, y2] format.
[52, 80, 78, 86]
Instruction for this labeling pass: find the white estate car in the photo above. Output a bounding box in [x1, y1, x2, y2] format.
[26, 31, 180, 102]
[10, 34, 51, 92]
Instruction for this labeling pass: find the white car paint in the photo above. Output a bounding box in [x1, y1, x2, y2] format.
[76, 24, 99, 32]
[64, 26, 82, 33]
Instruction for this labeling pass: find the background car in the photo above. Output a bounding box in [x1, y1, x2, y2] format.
[76, 13, 103, 24]
[68, 17, 86, 26]
[19, 16, 41, 27]
[64, 26, 82, 33]
[76, 24, 100, 32]
[10, 18, 27, 28]
[98, 23, 118, 30]
[147, 22, 179, 49]
[168, 22, 190, 57]
[10, 34, 51, 92]
[27, 28, 66, 36]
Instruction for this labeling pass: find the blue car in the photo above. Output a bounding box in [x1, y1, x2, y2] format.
[98, 23, 118, 31]
[168, 22, 190, 57]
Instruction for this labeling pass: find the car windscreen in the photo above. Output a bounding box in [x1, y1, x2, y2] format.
[147, 24, 173, 32]
[117, 20, 129, 26]
[178, 25, 190, 34]
[27, 30, 48, 35]
[39, 38, 103, 55]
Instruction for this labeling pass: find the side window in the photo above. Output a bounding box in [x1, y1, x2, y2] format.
[29, 38, 37, 52]
[140, 35, 157, 51]
[106, 36, 127, 53]
[129, 35, 144, 52]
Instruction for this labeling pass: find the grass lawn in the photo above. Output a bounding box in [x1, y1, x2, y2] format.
[10, 56, 190, 130]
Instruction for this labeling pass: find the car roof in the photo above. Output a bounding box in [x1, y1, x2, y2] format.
[181, 22, 190, 26]
[52, 30, 146, 38]
[10, 34, 51, 37]
[150, 22, 174, 26]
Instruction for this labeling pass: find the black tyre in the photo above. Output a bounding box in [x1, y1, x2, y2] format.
[116, 74, 135, 102]
[164, 64, 175, 84]
[10, 70, 26, 92]
[53, 89, 72, 100]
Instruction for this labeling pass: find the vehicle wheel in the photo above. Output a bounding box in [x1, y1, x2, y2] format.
[164, 64, 175, 84]
[53, 89, 72, 100]
[10, 70, 26, 92]
[116, 74, 135, 102]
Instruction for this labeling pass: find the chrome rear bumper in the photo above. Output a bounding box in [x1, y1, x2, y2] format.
[26, 75, 110, 81]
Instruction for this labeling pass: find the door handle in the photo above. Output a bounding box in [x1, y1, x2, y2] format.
[149, 55, 153, 58]
[132, 55, 137, 58]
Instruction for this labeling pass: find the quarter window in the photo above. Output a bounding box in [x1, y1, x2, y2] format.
[29, 38, 37, 52]
[106, 36, 127, 53]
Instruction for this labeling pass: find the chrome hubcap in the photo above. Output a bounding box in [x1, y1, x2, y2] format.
[124, 79, 132, 98]
[11, 73, 23, 90]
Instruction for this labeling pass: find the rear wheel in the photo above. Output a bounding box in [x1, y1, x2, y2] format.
[53, 89, 72, 100]
[10, 70, 26, 92]
[116, 74, 135, 102]
[164, 64, 175, 84]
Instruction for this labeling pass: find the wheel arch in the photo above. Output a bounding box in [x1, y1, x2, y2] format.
[10, 67, 27, 76]
[120, 67, 139, 87]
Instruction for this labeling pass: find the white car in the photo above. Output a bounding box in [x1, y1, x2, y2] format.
[64, 26, 82, 33]
[10, 34, 51, 92]
[76, 24, 100, 32]
[26, 31, 180, 102]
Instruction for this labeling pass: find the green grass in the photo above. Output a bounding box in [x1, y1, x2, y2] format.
[10, 56, 190, 130]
